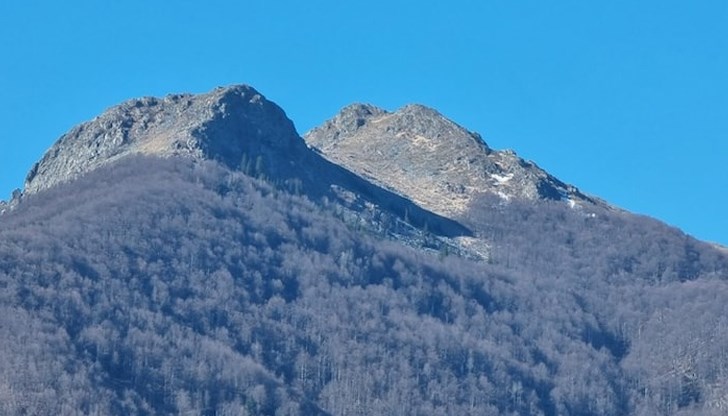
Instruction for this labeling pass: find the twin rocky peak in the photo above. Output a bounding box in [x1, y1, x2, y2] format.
[23, 84, 600, 219]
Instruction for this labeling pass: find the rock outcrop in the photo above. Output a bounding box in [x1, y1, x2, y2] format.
[305, 103, 603, 218]
[24, 85, 304, 194]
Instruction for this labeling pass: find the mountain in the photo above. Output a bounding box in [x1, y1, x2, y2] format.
[23, 85, 299, 194]
[2, 85, 728, 415]
[304, 103, 604, 220]
[23, 85, 334, 197]
[20, 85, 470, 251]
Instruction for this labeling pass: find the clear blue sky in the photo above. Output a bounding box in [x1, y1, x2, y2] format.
[1, 1, 726, 244]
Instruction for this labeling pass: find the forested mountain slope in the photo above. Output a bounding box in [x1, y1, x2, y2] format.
[2, 85, 728, 415]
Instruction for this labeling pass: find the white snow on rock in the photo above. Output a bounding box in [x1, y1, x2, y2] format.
[491, 173, 513, 184]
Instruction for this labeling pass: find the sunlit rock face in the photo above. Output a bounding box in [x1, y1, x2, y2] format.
[305, 103, 603, 218]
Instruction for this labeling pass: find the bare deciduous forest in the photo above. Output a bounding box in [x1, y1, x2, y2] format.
[1, 156, 727, 415]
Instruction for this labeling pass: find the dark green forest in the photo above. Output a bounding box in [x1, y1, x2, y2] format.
[1, 156, 727, 415]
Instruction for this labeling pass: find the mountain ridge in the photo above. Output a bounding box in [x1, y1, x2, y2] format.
[22, 85, 604, 221]
[14, 84, 615, 261]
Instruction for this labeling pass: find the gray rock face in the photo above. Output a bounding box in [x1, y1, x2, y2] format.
[24, 85, 303, 194]
[305, 103, 602, 218]
[25, 84, 604, 224]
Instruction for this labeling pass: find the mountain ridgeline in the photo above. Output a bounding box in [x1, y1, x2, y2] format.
[1, 85, 727, 415]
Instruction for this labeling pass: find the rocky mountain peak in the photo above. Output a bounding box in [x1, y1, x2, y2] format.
[305, 103, 601, 218]
[23, 84, 604, 224]
[24, 85, 302, 194]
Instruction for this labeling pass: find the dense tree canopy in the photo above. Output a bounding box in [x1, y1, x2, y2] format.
[1, 156, 727, 415]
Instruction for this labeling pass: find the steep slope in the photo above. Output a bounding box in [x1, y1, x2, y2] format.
[3, 85, 728, 415]
[305, 103, 603, 219]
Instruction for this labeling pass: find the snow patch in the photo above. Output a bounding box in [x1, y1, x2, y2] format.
[491, 173, 513, 184]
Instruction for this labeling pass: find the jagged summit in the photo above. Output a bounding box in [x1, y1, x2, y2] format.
[24, 85, 303, 194]
[24, 84, 603, 222]
[305, 103, 602, 218]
